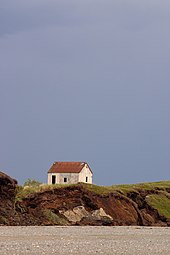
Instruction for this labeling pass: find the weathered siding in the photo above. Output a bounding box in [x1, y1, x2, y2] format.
[48, 163, 92, 185]
[58, 173, 79, 184]
[48, 173, 59, 184]
[78, 165, 92, 184]
[48, 173, 79, 184]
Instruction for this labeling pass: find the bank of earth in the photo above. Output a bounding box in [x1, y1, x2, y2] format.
[0, 171, 170, 226]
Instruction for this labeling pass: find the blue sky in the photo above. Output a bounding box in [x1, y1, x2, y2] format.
[0, 0, 170, 185]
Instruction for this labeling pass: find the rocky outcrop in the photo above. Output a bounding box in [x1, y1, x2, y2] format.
[59, 206, 113, 224]
[92, 208, 113, 220]
[78, 208, 113, 226]
[60, 206, 89, 223]
[14, 186, 142, 226]
[0, 171, 17, 225]
[0, 171, 170, 226]
[15, 185, 170, 226]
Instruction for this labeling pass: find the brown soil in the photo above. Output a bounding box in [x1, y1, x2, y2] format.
[0, 171, 170, 226]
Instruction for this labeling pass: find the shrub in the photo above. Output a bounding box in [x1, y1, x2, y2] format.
[24, 178, 42, 187]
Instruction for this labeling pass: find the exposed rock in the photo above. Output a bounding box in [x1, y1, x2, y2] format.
[0, 171, 170, 226]
[14, 184, 170, 226]
[92, 208, 113, 220]
[60, 207, 113, 224]
[78, 208, 113, 226]
[140, 209, 155, 225]
[0, 171, 17, 225]
[0, 171, 17, 195]
[60, 206, 89, 223]
[79, 215, 113, 226]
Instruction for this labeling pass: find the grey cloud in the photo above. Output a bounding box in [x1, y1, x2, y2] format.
[1, 0, 170, 36]
[0, 0, 79, 36]
[0, 0, 170, 185]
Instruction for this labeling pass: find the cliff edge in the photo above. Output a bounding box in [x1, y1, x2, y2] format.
[0, 171, 170, 226]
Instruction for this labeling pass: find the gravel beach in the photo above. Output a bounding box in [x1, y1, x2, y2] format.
[0, 226, 169, 255]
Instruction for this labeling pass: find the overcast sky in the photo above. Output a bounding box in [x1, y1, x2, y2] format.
[0, 0, 170, 185]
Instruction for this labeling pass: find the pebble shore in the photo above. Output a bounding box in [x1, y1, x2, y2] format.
[0, 226, 170, 255]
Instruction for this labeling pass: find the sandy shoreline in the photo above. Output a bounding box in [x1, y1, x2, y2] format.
[0, 226, 170, 254]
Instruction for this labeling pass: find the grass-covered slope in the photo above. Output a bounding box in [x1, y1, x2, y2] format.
[146, 193, 170, 219]
[2, 171, 170, 226]
[83, 180, 170, 194]
[16, 180, 170, 197]
[15, 180, 170, 223]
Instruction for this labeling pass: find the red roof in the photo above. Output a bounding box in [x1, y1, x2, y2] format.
[48, 162, 92, 174]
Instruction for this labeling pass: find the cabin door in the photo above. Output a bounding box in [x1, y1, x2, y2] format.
[52, 175, 56, 184]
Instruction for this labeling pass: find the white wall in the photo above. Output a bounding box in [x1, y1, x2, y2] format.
[78, 164, 92, 184]
[48, 164, 92, 184]
[48, 173, 79, 184]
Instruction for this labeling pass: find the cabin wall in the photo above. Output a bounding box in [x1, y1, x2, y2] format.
[78, 165, 92, 184]
[48, 173, 79, 184]
[48, 163, 92, 185]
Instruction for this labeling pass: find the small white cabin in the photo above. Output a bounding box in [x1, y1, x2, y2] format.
[47, 162, 93, 185]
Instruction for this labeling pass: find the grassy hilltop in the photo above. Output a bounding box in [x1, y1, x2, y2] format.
[1, 172, 170, 226]
[16, 180, 170, 220]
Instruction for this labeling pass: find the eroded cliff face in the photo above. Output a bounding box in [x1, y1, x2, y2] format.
[0, 172, 17, 225]
[17, 186, 170, 226]
[0, 172, 170, 226]
[15, 186, 141, 226]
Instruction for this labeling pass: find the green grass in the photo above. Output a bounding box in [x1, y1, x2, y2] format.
[81, 183, 115, 195]
[15, 180, 170, 200]
[112, 181, 170, 194]
[43, 209, 68, 225]
[82, 181, 170, 195]
[15, 183, 79, 200]
[14, 180, 170, 222]
[146, 194, 170, 219]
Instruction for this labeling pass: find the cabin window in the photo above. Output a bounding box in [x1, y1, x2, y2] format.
[52, 175, 56, 184]
[86, 177, 88, 182]
[64, 177, 67, 183]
